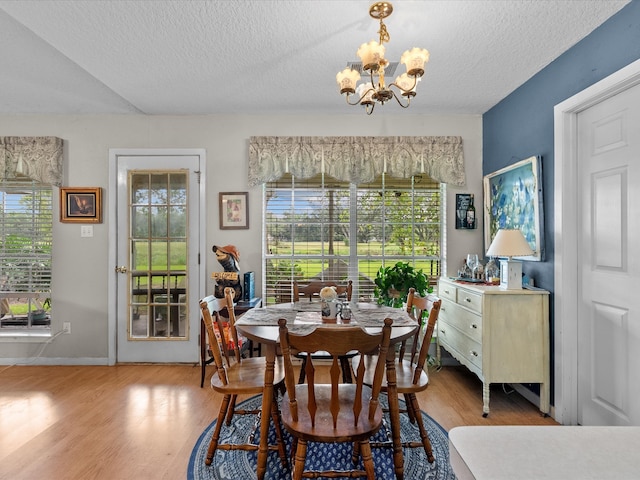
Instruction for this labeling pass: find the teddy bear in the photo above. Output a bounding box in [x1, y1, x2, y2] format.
[212, 244, 242, 301]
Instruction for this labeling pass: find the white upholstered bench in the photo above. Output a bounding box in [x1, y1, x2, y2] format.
[449, 425, 640, 480]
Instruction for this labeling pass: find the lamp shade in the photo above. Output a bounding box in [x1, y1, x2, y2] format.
[357, 82, 375, 105]
[400, 47, 430, 77]
[394, 73, 417, 95]
[336, 68, 361, 95]
[357, 41, 385, 71]
[486, 229, 534, 258]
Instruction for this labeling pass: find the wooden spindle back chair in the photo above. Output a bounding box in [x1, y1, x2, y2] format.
[199, 289, 287, 468]
[354, 287, 441, 463]
[278, 317, 392, 480]
[292, 279, 355, 383]
[293, 279, 353, 302]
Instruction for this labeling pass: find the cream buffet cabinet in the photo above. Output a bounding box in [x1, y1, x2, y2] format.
[437, 277, 550, 416]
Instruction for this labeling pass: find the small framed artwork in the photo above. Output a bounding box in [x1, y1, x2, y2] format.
[455, 193, 476, 229]
[60, 187, 102, 223]
[219, 192, 249, 230]
[483, 155, 544, 261]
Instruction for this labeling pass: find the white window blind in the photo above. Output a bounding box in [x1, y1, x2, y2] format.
[0, 180, 52, 328]
[264, 173, 441, 305]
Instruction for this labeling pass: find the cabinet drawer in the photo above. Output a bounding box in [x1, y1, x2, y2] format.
[438, 320, 482, 369]
[456, 288, 482, 314]
[438, 282, 457, 303]
[439, 300, 482, 343]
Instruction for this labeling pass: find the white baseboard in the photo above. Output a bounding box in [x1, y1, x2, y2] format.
[511, 383, 556, 419]
[0, 357, 109, 366]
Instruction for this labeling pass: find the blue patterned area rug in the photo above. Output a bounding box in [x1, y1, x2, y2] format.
[188, 395, 456, 480]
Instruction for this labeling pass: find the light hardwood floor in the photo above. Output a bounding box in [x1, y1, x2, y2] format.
[0, 364, 557, 480]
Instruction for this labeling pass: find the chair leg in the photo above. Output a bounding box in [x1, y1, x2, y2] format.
[404, 392, 417, 424]
[276, 379, 286, 397]
[351, 440, 361, 465]
[270, 390, 288, 468]
[298, 356, 307, 384]
[200, 321, 206, 388]
[292, 438, 308, 480]
[290, 437, 298, 464]
[407, 393, 434, 463]
[359, 440, 376, 480]
[205, 394, 232, 465]
[340, 355, 353, 383]
[225, 394, 238, 425]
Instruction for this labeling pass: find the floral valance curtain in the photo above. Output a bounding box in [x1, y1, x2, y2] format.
[0, 136, 63, 186]
[248, 136, 465, 187]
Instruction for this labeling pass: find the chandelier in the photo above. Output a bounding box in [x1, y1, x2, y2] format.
[336, 2, 429, 115]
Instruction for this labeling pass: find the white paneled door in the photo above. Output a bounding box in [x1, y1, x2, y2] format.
[111, 150, 205, 363]
[577, 82, 640, 425]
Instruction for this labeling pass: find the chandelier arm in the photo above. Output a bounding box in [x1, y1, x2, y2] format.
[344, 86, 376, 106]
[390, 90, 411, 109]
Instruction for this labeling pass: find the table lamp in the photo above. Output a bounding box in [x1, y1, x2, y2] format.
[485, 229, 534, 290]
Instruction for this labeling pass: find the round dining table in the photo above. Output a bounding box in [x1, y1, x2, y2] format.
[235, 302, 418, 480]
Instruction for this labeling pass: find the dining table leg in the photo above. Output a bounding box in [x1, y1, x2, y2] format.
[386, 346, 405, 480]
[257, 343, 276, 480]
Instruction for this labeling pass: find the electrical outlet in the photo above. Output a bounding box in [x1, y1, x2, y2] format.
[63, 322, 71, 334]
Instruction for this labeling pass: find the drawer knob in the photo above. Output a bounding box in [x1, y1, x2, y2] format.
[444, 290, 450, 294]
[470, 350, 478, 357]
[465, 297, 472, 303]
[440, 328, 446, 335]
[470, 324, 478, 329]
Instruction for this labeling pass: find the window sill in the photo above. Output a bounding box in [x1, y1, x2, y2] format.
[0, 330, 53, 343]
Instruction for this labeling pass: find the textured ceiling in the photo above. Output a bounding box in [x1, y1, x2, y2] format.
[0, 0, 631, 115]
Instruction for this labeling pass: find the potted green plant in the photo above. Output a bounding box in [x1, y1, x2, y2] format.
[373, 261, 433, 308]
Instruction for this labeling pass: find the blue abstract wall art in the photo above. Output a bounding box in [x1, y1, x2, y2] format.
[483, 156, 544, 261]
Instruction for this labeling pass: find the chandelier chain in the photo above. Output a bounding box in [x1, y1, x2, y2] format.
[378, 20, 390, 45]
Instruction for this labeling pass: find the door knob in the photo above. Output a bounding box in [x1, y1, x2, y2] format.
[115, 266, 128, 273]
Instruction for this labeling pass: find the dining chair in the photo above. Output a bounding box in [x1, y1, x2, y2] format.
[199, 288, 288, 467]
[200, 319, 216, 388]
[293, 279, 353, 303]
[293, 279, 355, 383]
[353, 287, 441, 463]
[199, 289, 249, 387]
[278, 317, 393, 480]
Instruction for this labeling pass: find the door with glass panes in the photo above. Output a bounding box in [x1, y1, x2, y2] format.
[114, 151, 203, 362]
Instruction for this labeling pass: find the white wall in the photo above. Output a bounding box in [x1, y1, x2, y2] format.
[0, 113, 482, 362]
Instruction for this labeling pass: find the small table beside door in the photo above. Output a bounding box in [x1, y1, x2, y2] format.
[235, 302, 418, 480]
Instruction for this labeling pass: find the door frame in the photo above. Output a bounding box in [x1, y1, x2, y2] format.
[554, 58, 640, 424]
[107, 148, 207, 365]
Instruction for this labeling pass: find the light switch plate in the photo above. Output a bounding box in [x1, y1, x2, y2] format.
[80, 225, 94, 237]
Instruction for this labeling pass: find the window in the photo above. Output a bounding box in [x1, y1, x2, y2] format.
[0, 180, 52, 330]
[264, 173, 441, 305]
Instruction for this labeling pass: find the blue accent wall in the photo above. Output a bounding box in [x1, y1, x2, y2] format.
[484, 0, 640, 292]
[483, 0, 640, 401]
